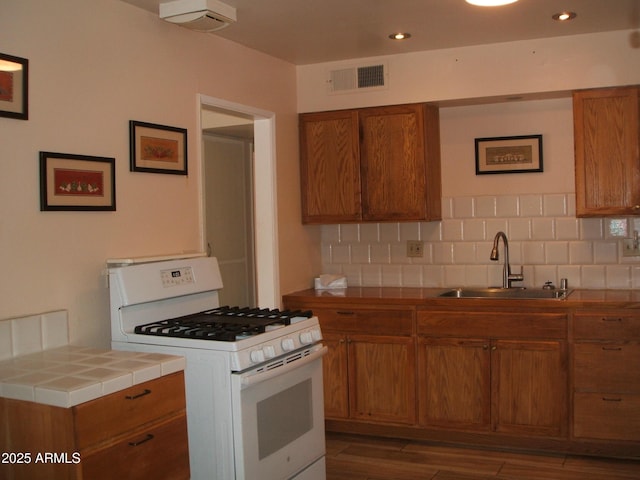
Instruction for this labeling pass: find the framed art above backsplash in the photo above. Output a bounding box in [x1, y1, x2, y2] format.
[475, 135, 543, 175]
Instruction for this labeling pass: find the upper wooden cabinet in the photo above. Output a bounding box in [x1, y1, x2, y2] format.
[299, 103, 442, 224]
[573, 86, 640, 217]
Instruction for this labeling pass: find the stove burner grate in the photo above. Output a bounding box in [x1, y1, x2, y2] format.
[134, 306, 313, 342]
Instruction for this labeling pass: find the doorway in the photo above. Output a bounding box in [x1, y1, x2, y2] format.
[199, 95, 280, 309]
[203, 128, 255, 307]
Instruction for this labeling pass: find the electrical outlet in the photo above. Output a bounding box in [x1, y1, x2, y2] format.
[622, 238, 640, 257]
[407, 240, 424, 258]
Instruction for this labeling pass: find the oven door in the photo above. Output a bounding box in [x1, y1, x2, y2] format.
[231, 344, 327, 480]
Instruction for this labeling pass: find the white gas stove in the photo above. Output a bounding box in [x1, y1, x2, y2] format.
[108, 255, 326, 480]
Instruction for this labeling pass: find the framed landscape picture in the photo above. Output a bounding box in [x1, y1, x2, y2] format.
[475, 134, 543, 175]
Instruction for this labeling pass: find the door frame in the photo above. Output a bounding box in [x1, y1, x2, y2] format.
[197, 94, 280, 308]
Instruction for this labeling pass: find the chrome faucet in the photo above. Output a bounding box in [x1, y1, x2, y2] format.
[490, 231, 524, 289]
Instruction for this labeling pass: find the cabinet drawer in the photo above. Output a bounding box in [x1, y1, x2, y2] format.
[315, 308, 414, 336]
[74, 372, 186, 448]
[417, 310, 567, 339]
[81, 414, 189, 480]
[574, 343, 640, 392]
[573, 312, 640, 340]
[574, 392, 640, 441]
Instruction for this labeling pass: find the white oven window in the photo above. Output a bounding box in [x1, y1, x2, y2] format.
[257, 379, 313, 459]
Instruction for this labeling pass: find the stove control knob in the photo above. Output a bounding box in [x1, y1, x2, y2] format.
[311, 329, 322, 341]
[250, 349, 265, 363]
[281, 338, 295, 351]
[299, 331, 313, 345]
[263, 345, 276, 359]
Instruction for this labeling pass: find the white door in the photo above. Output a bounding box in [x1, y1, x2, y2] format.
[203, 133, 256, 307]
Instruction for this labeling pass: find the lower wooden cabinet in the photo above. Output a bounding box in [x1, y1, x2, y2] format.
[81, 414, 189, 480]
[283, 290, 640, 457]
[321, 332, 350, 419]
[286, 304, 417, 425]
[418, 337, 490, 430]
[0, 371, 189, 480]
[417, 310, 568, 438]
[347, 333, 416, 424]
[492, 339, 567, 437]
[573, 392, 640, 441]
[572, 310, 640, 444]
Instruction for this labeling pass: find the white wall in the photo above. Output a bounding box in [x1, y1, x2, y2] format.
[297, 30, 640, 112]
[0, 0, 318, 347]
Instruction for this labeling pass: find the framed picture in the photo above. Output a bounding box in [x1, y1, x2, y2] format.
[0, 52, 28, 120]
[129, 120, 188, 175]
[475, 134, 543, 175]
[39, 152, 116, 211]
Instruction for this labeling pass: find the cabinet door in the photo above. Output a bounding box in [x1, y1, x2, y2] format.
[321, 332, 349, 419]
[573, 86, 640, 216]
[348, 334, 416, 425]
[299, 110, 361, 223]
[359, 104, 441, 221]
[418, 337, 490, 431]
[492, 340, 567, 437]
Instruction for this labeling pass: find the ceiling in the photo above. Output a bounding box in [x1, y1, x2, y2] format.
[121, 0, 640, 65]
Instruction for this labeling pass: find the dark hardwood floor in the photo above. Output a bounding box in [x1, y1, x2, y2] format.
[325, 432, 640, 480]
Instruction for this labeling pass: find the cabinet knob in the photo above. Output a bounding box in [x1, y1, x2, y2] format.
[633, 205, 640, 210]
[491, 345, 497, 351]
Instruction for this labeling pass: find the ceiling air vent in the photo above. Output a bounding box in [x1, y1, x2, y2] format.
[327, 63, 387, 94]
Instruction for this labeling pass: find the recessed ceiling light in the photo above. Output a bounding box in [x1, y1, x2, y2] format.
[389, 33, 411, 40]
[552, 11, 577, 21]
[465, 0, 518, 6]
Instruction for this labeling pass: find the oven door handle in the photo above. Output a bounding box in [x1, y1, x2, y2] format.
[239, 345, 327, 388]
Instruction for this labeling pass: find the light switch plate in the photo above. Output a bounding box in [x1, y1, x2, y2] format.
[622, 238, 640, 257]
[407, 240, 424, 258]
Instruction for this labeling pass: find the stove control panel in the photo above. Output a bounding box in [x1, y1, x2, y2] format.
[161, 267, 195, 287]
[244, 326, 323, 367]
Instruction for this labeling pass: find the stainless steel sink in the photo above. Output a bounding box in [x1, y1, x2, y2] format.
[438, 287, 572, 300]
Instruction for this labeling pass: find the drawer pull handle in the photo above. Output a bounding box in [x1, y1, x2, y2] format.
[125, 389, 151, 400]
[128, 434, 154, 447]
[336, 311, 355, 316]
[602, 397, 622, 402]
[602, 317, 623, 322]
[602, 346, 623, 351]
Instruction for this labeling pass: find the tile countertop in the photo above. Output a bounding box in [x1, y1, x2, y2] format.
[0, 345, 185, 408]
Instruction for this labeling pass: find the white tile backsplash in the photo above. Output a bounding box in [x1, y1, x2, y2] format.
[475, 196, 496, 218]
[320, 193, 640, 289]
[520, 194, 544, 217]
[496, 195, 519, 217]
